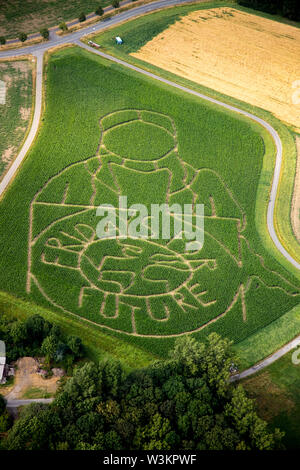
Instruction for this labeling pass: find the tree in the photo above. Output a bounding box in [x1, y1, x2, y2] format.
[40, 28, 49, 40]
[170, 334, 236, 397]
[0, 411, 13, 433]
[112, 0, 120, 8]
[282, 0, 300, 20]
[18, 33, 27, 43]
[95, 6, 104, 16]
[134, 413, 172, 450]
[170, 335, 205, 376]
[41, 335, 58, 362]
[100, 359, 124, 398]
[237, 0, 299, 20]
[0, 37, 6, 45]
[78, 12, 86, 22]
[225, 385, 284, 450]
[59, 22, 68, 32]
[4, 403, 61, 450]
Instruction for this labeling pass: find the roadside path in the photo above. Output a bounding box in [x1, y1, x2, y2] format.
[0, 0, 299, 381]
[6, 398, 53, 408]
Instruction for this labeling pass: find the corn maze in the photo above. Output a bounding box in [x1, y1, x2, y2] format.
[27, 107, 300, 338]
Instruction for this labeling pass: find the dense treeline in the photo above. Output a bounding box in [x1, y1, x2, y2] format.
[0, 314, 84, 368]
[238, 0, 300, 21]
[1, 334, 283, 450]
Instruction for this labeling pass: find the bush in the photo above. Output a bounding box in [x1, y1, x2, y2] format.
[0, 395, 5, 415]
[78, 12, 86, 22]
[59, 22, 68, 32]
[18, 32, 27, 43]
[282, 0, 300, 20]
[0, 37, 6, 45]
[2, 336, 284, 450]
[40, 28, 49, 40]
[112, 0, 120, 8]
[95, 6, 104, 16]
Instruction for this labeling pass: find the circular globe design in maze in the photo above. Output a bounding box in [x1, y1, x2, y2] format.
[79, 238, 192, 296]
[27, 109, 298, 337]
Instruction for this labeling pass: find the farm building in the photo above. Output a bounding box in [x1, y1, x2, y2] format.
[0, 340, 6, 384]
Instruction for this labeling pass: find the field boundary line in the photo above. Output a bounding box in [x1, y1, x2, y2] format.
[0, 0, 299, 379]
[291, 136, 300, 243]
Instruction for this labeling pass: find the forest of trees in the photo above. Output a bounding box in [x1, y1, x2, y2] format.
[238, 0, 299, 20]
[0, 334, 283, 450]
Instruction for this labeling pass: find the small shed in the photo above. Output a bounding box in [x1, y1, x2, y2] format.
[115, 36, 123, 45]
[0, 340, 6, 384]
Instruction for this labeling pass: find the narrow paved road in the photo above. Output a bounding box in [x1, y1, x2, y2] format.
[6, 398, 53, 408]
[0, 0, 299, 381]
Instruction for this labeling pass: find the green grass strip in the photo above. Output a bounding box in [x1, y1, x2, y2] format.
[234, 303, 300, 369]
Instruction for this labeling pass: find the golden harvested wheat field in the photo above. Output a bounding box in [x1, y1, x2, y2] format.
[132, 7, 300, 131]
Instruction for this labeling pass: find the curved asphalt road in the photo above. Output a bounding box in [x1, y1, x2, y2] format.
[0, 0, 299, 382]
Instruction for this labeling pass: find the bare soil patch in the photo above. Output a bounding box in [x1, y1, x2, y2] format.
[3, 357, 60, 400]
[132, 7, 300, 131]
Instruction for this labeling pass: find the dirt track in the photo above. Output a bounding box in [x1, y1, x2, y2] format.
[0, 0, 299, 381]
[132, 7, 300, 131]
